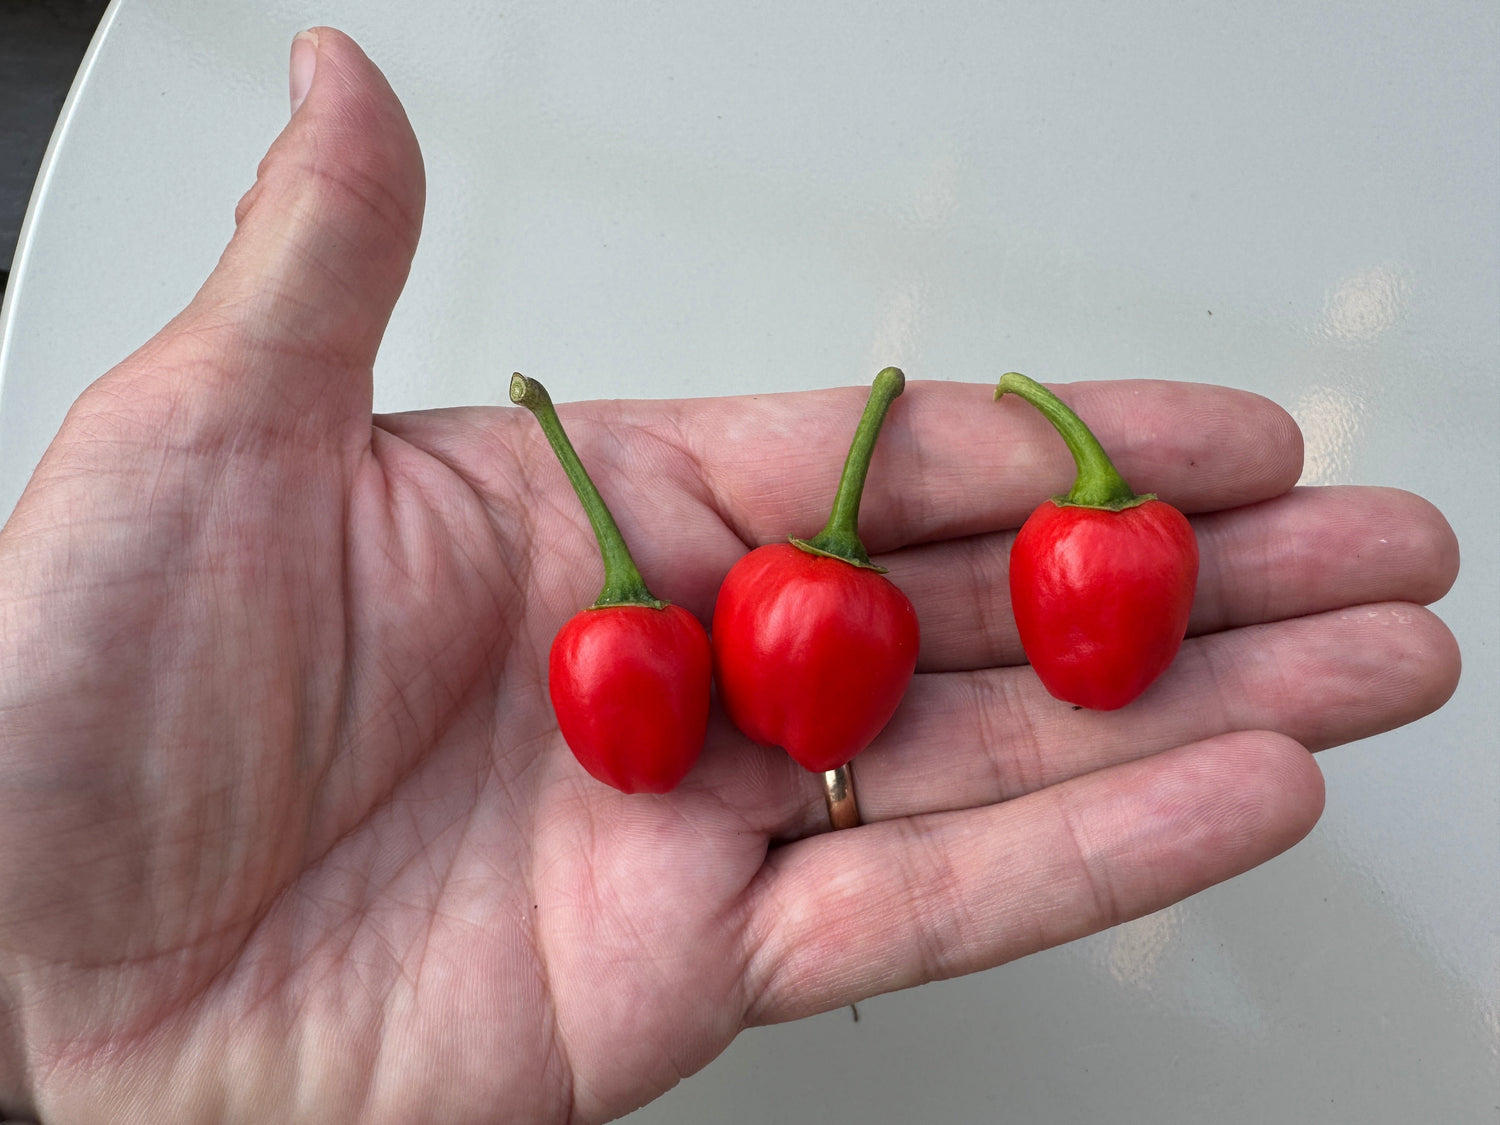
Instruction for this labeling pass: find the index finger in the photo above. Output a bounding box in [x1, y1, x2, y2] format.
[661, 377, 1304, 552]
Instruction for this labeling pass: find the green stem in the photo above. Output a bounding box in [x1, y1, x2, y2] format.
[793, 367, 906, 570]
[509, 373, 666, 609]
[994, 372, 1150, 510]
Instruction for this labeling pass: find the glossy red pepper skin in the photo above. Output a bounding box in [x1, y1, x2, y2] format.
[549, 603, 712, 794]
[712, 543, 919, 772]
[1009, 497, 1198, 710]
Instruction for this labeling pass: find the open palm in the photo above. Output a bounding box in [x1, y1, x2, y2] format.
[0, 30, 1459, 1125]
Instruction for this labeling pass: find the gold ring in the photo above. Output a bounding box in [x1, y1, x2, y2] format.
[822, 763, 861, 830]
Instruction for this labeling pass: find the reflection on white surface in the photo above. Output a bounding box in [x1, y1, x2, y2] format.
[862, 150, 966, 374]
[1094, 904, 1266, 1037]
[1101, 904, 1181, 988]
[866, 283, 929, 375]
[1317, 265, 1408, 344]
[907, 149, 964, 231]
[1291, 266, 1409, 485]
[1290, 383, 1366, 485]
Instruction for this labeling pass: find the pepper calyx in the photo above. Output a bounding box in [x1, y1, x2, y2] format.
[789, 534, 889, 573]
[1048, 491, 1158, 513]
[587, 594, 670, 610]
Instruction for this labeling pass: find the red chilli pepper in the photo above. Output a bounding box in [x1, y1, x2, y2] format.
[510, 374, 711, 793]
[996, 372, 1199, 711]
[712, 367, 920, 772]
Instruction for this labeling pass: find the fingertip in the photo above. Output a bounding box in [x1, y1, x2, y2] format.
[1399, 603, 1463, 717]
[1154, 731, 1325, 880]
[173, 26, 427, 430]
[1067, 380, 1306, 513]
[1195, 385, 1306, 505]
[1254, 389, 1306, 488]
[276, 26, 426, 211]
[1257, 730, 1326, 841]
[1398, 489, 1462, 604]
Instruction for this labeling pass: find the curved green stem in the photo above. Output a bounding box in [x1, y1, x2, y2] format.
[510, 373, 666, 609]
[793, 367, 906, 570]
[994, 372, 1150, 510]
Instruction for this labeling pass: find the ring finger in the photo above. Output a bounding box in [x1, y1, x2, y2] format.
[769, 598, 1458, 839]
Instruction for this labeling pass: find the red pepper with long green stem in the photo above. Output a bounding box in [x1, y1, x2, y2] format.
[711, 367, 920, 773]
[510, 373, 711, 793]
[996, 372, 1199, 711]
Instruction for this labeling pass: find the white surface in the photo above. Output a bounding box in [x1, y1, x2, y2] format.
[1, 1, 1496, 1120]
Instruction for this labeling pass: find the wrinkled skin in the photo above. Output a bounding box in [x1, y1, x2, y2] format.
[0, 29, 1461, 1125]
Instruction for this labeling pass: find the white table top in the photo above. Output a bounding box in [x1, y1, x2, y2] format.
[1, 1, 1495, 1120]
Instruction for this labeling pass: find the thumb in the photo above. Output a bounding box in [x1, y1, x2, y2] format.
[164, 28, 425, 432]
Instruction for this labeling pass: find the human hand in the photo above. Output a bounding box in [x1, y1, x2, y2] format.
[0, 29, 1459, 1125]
